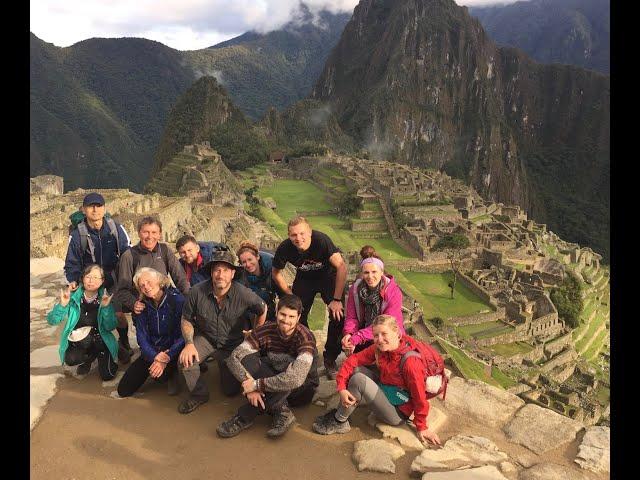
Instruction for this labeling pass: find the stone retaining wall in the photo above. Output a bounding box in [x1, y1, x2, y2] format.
[448, 307, 504, 326]
[350, 221, 388, 232]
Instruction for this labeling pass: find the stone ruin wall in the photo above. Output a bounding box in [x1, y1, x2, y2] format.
[456, 271, 499, 307]
[448, 307, 505, 326]
[543, 331, 573, 357]
[492, 344, 544, 366]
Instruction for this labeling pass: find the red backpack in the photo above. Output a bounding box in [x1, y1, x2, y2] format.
[400, 340, 449, 400]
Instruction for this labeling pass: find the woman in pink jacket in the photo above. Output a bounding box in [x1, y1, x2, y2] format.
[342, 246, 405, 355]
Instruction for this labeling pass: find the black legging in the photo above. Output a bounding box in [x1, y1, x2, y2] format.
[65, 331, 118, 381]
[117, 356, 178, 397]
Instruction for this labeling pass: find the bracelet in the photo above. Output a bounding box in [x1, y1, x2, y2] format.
[333, 297, 342, 302]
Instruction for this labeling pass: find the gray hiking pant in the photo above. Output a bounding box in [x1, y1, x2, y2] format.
[180, 335, 241, 401]
[334, 366, 406, 425]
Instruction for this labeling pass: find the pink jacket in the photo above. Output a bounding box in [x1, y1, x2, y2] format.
[343, 275, 405, 346]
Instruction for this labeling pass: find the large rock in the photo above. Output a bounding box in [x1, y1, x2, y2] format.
[30, 345, 61, 368]
[574, 426, 609, 473]
[30, 297, 55, 311]
[30, 288, 47, 298]
[352, 439, 405, 473]
[519, 463, 592, 480]
[30, 257, 64, 276]
[411, 435, 508, 473]
[312, 378, 337, 401]
[30, 374, 63, 430]
[503, 404, 583, 454]
[420, 465, 509, 479]
[440, 377, 525, 429]
[376, 404, 447, 450]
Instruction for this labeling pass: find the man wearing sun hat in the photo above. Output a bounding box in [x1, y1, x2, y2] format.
[177, 248, 267, 414]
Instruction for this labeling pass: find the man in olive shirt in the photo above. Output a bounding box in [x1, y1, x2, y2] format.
[178, 249, 267, 414]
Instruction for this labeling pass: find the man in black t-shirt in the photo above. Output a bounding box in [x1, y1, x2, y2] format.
[272, 216, 347, 379]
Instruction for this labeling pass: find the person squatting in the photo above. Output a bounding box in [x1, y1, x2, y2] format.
[49, 200, 444, 444]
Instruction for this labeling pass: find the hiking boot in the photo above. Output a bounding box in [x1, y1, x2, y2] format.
[118, 345, 132, 364]
[324, 358, 338, 380]
[266, 406, 296, 438]
[216, 414, 254, 438]
[178, 397, 208, 414]
[76, 361, 92, 376]
[312, 409, 351, 435]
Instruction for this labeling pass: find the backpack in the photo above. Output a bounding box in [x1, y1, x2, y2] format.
[130, 242, 171, 276]
[69, 211, 121, 263]
[400, 340, 449, 401]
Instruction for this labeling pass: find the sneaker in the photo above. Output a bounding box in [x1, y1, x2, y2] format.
[118, 345, 132, 364]
[216, 414, 254, 438]
[76, 361, 92, 376]
[266, 406, 296, 438]
[324, 359, 338, 380]
[312, 409, 351, 435]
[178, 397, 208, 414]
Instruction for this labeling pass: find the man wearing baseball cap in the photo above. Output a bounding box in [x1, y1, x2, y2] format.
[64, 192, 131, 359]
[177, 248, 267, 414]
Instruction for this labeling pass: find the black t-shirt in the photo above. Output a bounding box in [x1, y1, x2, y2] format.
[273, 230, 339, 280]
[76, 296, 99, 329]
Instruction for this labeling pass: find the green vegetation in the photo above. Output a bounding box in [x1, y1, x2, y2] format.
[457, 321, 514, 340]
[490, 342, 534, 357]
[438, 340, 514, 388]
[551, 273, 584, 329]
[307, 297, 328, 331]
[431, 234, 471, 299]
[391, 270, 491, 320]
[255, 179, 412, 259]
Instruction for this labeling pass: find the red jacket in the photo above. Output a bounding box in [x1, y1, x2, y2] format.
[336, 334, 430, 431]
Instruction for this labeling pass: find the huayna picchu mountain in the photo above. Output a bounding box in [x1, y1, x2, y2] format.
[310, 0, 609, 260]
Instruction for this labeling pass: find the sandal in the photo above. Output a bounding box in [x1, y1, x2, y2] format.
[178, 397, 207, 414]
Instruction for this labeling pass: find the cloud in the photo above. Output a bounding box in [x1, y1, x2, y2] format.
[30, 0, 522, 50]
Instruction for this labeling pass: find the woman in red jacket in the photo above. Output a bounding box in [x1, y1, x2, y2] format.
[313, 314, 441, 445]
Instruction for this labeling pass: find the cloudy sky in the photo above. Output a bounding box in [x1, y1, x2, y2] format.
[31, 0, 519, 51]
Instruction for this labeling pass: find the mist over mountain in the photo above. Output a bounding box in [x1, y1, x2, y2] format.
[470, 0, 609, 73]
[308, 0, 609, 258]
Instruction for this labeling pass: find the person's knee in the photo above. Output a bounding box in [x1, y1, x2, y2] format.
[348, 372, 368, 392]
[221, 382, 241, 397]
[240, 353, 261, 375]
[117, 383, 134, 397]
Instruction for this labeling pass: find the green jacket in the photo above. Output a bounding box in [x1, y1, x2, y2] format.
[46, 286, 119, 364]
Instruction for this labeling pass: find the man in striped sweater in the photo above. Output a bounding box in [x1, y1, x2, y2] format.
[217, 294, 319, 438]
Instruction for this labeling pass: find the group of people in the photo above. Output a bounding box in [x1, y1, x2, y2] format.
[47, 192, 442, 445]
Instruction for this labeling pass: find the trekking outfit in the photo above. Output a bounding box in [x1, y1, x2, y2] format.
[179, 241, 224, 286]
[235, 251, 278, 322]
[313, 335, 441, 435]
[117, 287, 185, 397]
[218, 323, 319, 437]
[272, 230, 344, 366]
[344, 275, 405, 352]
[64, 216, 130, 291]
[114, 242, 190, 313]
[46, 286, 119, 380]
[179, 280, 266, 410]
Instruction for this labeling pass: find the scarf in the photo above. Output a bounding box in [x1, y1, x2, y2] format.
[358, 280, 383, 328]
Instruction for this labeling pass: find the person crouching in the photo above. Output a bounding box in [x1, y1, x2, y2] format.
[216, 294, 319, 438]
[117, 268, 185, 397]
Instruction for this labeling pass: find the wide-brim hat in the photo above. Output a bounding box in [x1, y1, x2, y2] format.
[202, 249, 237, 276]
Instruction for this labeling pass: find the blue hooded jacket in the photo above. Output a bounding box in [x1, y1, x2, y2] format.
[236, 251, 277, 320]
[133, 287, 185, 362]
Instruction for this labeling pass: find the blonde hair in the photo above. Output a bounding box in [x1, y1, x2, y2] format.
[133, 267, 171, 293]
[371, 314, 400, 333]
[287, 216, 311, 230]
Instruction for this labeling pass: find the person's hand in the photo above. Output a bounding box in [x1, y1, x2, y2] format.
[148, 360, 166, 378]
[179, 343, 199, 368]
[242, 377, 257, 395]
[341, 334, 355, 355]
[417, 429, 441, 446]
[154, 351, 170, 364]
[246, 391, 266, 409]
[100, 290, 113, 307]
[68, 281, 78, 292]
[133, 300, 145, 315]
[328, 300, 344, 321]
[339, 389, 357, 408]
[59, 286, 71, 307]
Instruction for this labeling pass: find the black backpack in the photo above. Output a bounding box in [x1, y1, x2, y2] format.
[68, 211, 121, 263]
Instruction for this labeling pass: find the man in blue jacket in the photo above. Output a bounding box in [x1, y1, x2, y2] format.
[176, 234, 224, 286]
[64, 192, 132, 360]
